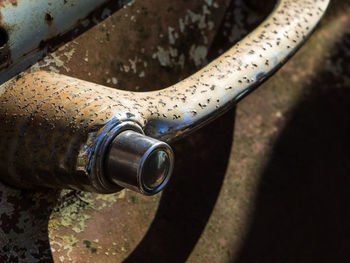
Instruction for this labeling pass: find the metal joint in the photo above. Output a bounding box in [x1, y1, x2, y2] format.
[90, 121, 174, 195]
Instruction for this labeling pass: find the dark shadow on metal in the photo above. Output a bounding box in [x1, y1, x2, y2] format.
[124, 108, 236, 263]
[233, 3, 350, 261]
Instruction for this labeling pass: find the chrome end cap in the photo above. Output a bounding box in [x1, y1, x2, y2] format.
[105, 130, 174, 195]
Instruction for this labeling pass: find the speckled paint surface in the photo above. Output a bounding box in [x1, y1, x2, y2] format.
[0, 0, 347, 262]
[0, 0, 231, 261]
[0, 0, 328, 193]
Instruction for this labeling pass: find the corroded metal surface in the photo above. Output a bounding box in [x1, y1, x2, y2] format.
[0, 0, 230, 261]
[0, 0, 343, 262]
[0, 0, 130, 83]
[0, 0, 329, 194]
[2, 0, 331, 141]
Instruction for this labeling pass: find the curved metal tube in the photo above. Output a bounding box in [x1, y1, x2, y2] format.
[0, 0, 330, 194]
[143, 0, 330, 141]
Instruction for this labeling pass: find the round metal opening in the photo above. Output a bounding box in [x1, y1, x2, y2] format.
[142, 149, 170, 191]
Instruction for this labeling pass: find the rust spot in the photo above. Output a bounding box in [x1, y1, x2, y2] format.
[45, 12, 54, 25]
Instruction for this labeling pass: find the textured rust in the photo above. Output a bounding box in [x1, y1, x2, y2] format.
[0, 0, 329, 192]
[0, 0, 341, 262]
[0, 0, 230, 259]
[0, 0, 231, 261]
[0, 72, 120, 191]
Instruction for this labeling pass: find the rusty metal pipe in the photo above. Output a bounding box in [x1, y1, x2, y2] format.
[0, 0, 330, 194]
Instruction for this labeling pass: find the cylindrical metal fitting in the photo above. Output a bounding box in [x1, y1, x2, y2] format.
[105, 130, 174, 195]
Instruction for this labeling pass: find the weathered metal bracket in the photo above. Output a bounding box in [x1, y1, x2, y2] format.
[0, 0, 330, 194]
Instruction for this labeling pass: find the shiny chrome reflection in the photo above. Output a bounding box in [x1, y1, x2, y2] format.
[142, 150, 170, 191]
[105, 130, 174, 195]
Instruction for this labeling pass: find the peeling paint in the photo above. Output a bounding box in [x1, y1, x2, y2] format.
[189, 45, 208, 67]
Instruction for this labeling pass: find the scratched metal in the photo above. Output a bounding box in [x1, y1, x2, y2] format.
[0, 0, 330, 194]
[0, 0, 130, 84]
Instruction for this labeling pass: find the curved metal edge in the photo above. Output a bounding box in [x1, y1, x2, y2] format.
[138, 142, 174, 195]
[139, 0, 331, 142]
[87, 120, 144, 193]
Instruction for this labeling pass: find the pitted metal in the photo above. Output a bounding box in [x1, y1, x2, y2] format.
[0, 0, 344, 261]
[0, 0, 329, 193]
